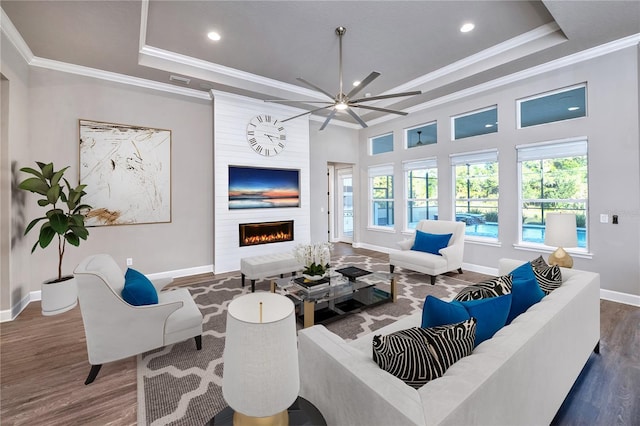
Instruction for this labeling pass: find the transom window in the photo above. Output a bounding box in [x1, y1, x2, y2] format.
[518, 84, 587, 128]
[368, 164, 394, 228]
[370, 132, 394, 155]
[404, 158, 438, 230]
[451, 106, 498, 140]
[406, 122, 437, 149]
[451, 150, 499, 240]
[517, 139, 588, 249]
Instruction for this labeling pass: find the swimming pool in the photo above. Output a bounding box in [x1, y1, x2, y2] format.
[466, 222, 587, 248]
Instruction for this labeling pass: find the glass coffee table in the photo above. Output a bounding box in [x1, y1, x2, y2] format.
[271, 266, 396, 328]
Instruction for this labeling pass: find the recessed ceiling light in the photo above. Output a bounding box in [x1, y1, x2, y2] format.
[353, 80, 361, 87]
[207, 31, 221, 41]
[460, 23, 475, 33]
[568, 106, 580, 111]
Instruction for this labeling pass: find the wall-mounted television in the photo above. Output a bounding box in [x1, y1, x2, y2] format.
[228, 165, 300, 209]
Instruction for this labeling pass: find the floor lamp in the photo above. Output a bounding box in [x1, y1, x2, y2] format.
[223, 292, 299, 426]
[544, 213, 578, 268]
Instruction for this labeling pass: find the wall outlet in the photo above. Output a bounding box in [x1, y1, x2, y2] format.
[600, 214, 609, 223]
[126, 258, 133, 266]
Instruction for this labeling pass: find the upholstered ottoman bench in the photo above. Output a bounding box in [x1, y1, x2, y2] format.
[240, 252, 303, 292]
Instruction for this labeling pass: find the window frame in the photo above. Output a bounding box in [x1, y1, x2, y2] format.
[517, 83, 587, 129]
[450, 149, 500, 243]
[369, 132, 394, 155]
[368, 164, 395, 231]
[451, 105, 498, 141]
[516, 138, 589, 252]
[405, 121, 437, 149]
[403, 158, 438, 231]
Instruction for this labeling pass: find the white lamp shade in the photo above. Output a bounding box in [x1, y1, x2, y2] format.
[222, 292, 299, 417]
[544, 213, 578, 248]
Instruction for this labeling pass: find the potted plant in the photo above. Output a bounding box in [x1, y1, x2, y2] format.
[294, 242, 332, 280]
[19, 161, 91, 315]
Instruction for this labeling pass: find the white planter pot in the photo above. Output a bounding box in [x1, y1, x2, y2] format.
[41, 276, 78, 316]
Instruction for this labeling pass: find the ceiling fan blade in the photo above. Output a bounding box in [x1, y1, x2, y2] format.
[345, 71, 381, 99]
[264, 99, 334, 104]
[319, 109, 338, 131]
[351, 90, 422, 103]
[281, 105, 334, 123]
[296, 77, 336, 100]
[351, 104, 408, 116]
[346, 108, 368, 128]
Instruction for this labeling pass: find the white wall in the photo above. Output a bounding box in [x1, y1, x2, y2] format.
[212, 92, 310, 273]
[19, 67, 214, 291]
[356, 46, 640, 298]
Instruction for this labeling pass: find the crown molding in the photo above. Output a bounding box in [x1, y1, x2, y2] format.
[30, 56, 211, 100]
[0, 8, 34, 64]
[367, 32, 640, 128]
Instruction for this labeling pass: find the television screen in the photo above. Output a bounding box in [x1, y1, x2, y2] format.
[228, 166, 300, 209]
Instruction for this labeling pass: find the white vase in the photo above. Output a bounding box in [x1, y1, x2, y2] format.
[41, 275, 78, 316]
[302, 273, 325, 281]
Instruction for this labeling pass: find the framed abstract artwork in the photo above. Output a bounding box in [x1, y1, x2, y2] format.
[79, 119, 171, 226]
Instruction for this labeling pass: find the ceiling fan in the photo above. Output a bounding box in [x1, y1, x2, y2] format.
[266, 26, 422, 130]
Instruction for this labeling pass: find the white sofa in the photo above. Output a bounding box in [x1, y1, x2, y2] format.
[389, 220, 465, 285]
[298, 258, 600, 425]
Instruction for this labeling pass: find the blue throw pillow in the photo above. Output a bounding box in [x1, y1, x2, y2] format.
[422, 294, 511, 346]
[411, 230, 452, 255]
[122, 268, 158, 306]
[506, 262, 545, 324]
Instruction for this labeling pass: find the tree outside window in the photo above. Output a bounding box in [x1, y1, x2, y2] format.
[371, 175, 394, 227]
[406, 166, 438, 229]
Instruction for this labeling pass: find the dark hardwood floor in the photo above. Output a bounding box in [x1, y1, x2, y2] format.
[1, 243, 638, 425]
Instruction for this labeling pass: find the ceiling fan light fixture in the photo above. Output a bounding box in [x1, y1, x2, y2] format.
[335, 101, 349, 111]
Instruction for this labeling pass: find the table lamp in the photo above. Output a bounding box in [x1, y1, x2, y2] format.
[544, 213, 578, 268]
[222, 292, 299, 426]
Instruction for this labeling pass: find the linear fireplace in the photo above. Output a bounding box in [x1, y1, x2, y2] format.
[239, 220, 294, 247]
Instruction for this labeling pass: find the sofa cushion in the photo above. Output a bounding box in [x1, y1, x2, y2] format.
[121, 268, 158, 306]
[372, 318, 476, 389]
[506, 262, 545, 324]
[411, 230, 452, 255]
[454, 275, 513, 301]
[422, 294, 511, 346]
[532, 264, 563, 295]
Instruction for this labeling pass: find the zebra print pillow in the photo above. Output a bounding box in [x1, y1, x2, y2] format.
[530, 255, 548, 269]
[454, 275, 513, 302]
[372, 318, 476, 389]
[532, 263, 562, 294]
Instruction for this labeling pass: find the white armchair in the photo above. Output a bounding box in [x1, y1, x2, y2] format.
[73, 254, 203, 384]
[389, 220, 466, 285]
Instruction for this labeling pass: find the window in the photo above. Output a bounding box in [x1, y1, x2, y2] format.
[518, 84, 587, 128]
[404, 159, 438, 230]
[369, 164, 394, 228]
[517, 139, 588, 249]
[452, 106, 498, 140]
[451, 150, 499, 240]
[406, 122, 437, 149]
[370, 132, 394, 155]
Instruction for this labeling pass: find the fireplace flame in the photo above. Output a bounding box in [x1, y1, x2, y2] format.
[243, 231, 292, 246]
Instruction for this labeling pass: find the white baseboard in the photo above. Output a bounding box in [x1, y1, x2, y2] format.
[600, 288, 640, 307]
[146, 264, 214, 281]
[0, 292, 35, 323]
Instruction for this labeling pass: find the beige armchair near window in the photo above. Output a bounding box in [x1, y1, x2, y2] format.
[73, 254, 203, 384]
[389, 220, 466, 285]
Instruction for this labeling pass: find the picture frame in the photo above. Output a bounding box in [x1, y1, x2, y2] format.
[79, 119, 171, 226]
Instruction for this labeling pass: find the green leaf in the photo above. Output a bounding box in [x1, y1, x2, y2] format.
[19, 167, 45, 179]
[70, 226, 89, 240]
[65, 232, 80, 247]
[41, 163, 54, 180]
[30, 240, 39, 254]
[50, 167, 68, 187]
[48, 212, 69, 234]
[24, 217, 46, 235]
[38, 224, 56, 249]
[18, 178, 49, 196]
[46, 184, 61, 204]
[37, 199, 50, 207]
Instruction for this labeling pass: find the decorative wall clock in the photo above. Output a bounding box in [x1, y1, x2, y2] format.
[246, 114, 287, 156]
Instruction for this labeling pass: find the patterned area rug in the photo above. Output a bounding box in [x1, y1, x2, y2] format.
[137, 254, 492, 425]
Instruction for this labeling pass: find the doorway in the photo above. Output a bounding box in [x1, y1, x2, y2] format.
[336, 167, 353, 243]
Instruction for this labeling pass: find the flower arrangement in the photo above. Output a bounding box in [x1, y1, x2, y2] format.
[294, 242, 332, 278]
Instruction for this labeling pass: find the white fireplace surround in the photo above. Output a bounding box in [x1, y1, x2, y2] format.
[213, 92, 311, 273]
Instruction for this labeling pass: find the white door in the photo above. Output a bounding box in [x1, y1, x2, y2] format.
[337, 168, 353, 243]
